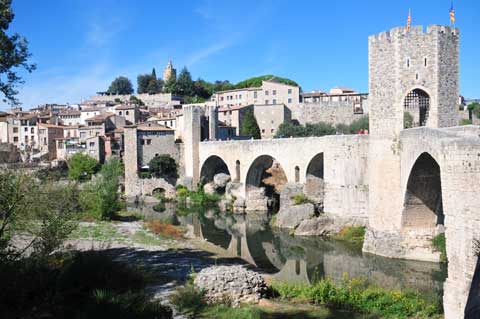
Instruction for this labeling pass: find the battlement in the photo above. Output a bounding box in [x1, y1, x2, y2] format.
[369, 25, 459, 43]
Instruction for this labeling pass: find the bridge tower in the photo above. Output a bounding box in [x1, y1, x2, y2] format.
[183, 105, 202, 188]
[364, 25, 459, 257]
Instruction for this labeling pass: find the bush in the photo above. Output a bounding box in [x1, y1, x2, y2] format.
[68, 153, 100, 181]
[334, 226, 366, 242]
[291, 194, 313, 205]
[139, 171, 152, 179]
[468, 103, 480, 119]
[0, 170, 80, 260]
[79, 158, 123, 220]
[461, 118, 473, 125]
[271, 275, 442, 319]
[432, 233, 447, 263]
[348, 116, 369, 133]
[170, 284, 205, 317]
[149, 155, 177, 178]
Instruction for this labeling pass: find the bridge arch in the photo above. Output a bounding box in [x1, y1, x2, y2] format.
[305, 153, 325, 206]
[199, 155, 231, 184]
[402, 152, 444, 229]
[245, 155, 288, 212]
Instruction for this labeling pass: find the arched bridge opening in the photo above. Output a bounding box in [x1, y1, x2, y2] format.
[402, 152, 444, 229]
[200, 155, 231, 194]
[246, 155, 287, 213]
[305, 153, 325, 211]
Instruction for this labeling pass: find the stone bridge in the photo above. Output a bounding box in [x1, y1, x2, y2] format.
[198, 135, 369, 221]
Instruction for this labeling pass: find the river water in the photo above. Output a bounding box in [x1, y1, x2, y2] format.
[131, 202, 447, 303]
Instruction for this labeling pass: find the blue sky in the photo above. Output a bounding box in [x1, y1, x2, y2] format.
[4, 0, 479, 109]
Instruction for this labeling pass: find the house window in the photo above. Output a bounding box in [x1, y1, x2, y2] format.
[273, 90, 276, 95]
[288, 98, 292, 103]
[13, 136, 18, 142]
[265, 100, 269, 105]
[24, 127, 28, 132]
[126, 111, 129, 115]
[254, 91, 257, 98]
[271, 129, 274, 133]
[288, 89, 292, 94]
[239, 94, 242, 99]
[31, 127, 34, 134]
[119, 111, 122, 115]
[272, 99, 277, 104]
[261, 129, 265, 133]
[89, 142, 95, 147]
[146, 139, 152, 145]
[25, 136, 28, 142]
[265, 90, 269, 96]
[13, 127, 18, 133]
[424, 58, 427, 67]
[31, 135, 34, 141]
[407, 58, 410, 68]
[141, 139, 145, 145]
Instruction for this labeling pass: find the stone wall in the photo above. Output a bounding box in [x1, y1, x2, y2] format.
[290, 102, 367, 126]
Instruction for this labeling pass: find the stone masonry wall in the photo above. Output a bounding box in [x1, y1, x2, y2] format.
[290, 102, 367, 126]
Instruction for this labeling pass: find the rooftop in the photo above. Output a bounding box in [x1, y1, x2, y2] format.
[85, 112, 115, 121]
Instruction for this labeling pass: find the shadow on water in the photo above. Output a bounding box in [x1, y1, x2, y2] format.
[129, 202, 447, 304]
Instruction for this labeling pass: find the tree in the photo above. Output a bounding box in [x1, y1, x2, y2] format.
[107, 76, 133, 95]
[0, 171, 79, 260]
[163, 77, 176, 93]
[175, 67, 194, 96]
[137, 74, 152, 94]
[0, 0, 36, 105]
[348, 116, 369, 133]
[129, 95, 144, 106]
[468, 103, 480, 119]
[241, 110, 261, 139]
[149, 155, 177, 178]
[79, 158, 123, 220]
[68, 153, 100, 181]
[275, 122, 335, 138]
[147, 77, 161, 94]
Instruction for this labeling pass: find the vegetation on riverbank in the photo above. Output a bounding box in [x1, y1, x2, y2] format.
[291, 193, 314, 205]
[271, 275, 442, 319]
[432, 233, 447, 263]
[333, 226, 366, 242]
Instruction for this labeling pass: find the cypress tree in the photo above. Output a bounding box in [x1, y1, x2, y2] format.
[241, 110, 261, 139]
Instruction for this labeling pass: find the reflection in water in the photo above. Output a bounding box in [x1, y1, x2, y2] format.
[130, 202, 447, 302]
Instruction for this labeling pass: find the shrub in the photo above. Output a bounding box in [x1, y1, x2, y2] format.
[79, 159, 123, 220]
[291, 194, 313, 205]
[146, 220, 183, 238]
[271, 275, 442, 319]
[149, 155, 177, 178]
[468, 103, 480, 119]
[67, 153, 100, 181]
[139, 171, 152, 179]
[461, 118, 473, 125]
[170, 284, 205, 317]
[432, 233, 447, 263]
[404, 111, 414, 129]
[348, 116, 369, 133]
[334, 226, 366, 242]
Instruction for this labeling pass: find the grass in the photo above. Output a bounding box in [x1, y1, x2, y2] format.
[432, 233, 447, 263]
[271, 275, 443, 319]
[334, 226, 366, 242]
[170, 283, 206, 317]
[291, 193, 313, 206]
[132, 230, 165, 246]
[69, 222, 127, 242]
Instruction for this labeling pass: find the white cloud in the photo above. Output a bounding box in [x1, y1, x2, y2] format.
[184, 40, 235, 67]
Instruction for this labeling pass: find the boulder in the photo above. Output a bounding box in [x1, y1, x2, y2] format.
[275, 203, 315, 229]
[194, 265, 267, 306]
[294, 216, 334, 236]
[279, 183, 304, 207]
[203, 183, 215, 195]
[213, 173, 231, 189]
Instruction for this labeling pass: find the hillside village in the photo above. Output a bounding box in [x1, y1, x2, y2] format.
[0, 59, 477, 165]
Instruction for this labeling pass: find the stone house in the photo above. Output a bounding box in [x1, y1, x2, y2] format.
[212, 78, 300, 109]
[38, 124, 64, 160]
[134, 122, 176, 167]
[115, 104, 139, 124]
[217, 104, 254, 136]
[8, 114, 38, 150]
[254, 103, 292, 138]
[58, 109, 82, 126]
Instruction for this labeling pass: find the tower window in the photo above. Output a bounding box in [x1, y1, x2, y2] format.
[416, 73, 419, 80]
[407, 59, 410, 68]
[424, 58, 427, 67]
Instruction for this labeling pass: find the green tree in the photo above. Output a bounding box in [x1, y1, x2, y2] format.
[137, 74, 152, 94]
[404, 112, 414, 129]
[349, 116, 369, 133]
[149, 155, 177, 178]
[79, 158, 123, 220]
[107, 76, 134, 95]
[468, 103, 480, 119]
[241, 110, 261, 139]
[275, 122, 336, 138]
[0, 171, 79, 259]
[68, 153, 100, 181]
[147, 77, 161, 94]
[0, 0, 36, 105]
[129, 95, 145, 106]
[175, 67, 194, 96]
[235, 75, 299, 90]
[163, 77, 176, 93]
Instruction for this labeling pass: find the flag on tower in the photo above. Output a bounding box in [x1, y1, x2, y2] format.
[450, 1, 455, 25]
[406, 9, 412, 32]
